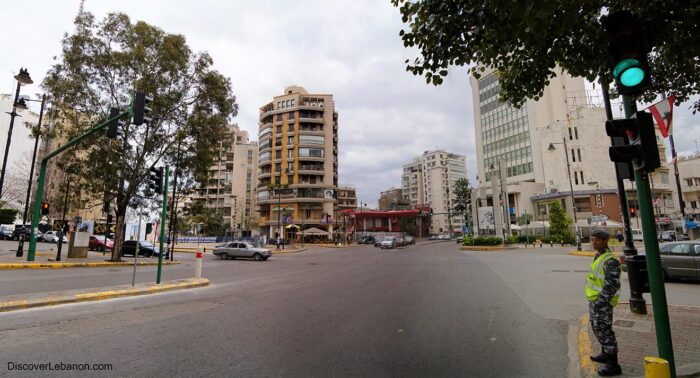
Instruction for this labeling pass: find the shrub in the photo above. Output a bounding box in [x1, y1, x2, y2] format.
[505, 235, 518, 244]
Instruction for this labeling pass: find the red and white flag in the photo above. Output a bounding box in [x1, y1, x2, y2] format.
[648, 96, 675, 138]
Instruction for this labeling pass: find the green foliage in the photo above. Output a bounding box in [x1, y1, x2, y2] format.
[505, 235, 518, 244]
[392, 1, 700, 111]
[42, 13, 237, 260]
[516, 213, 534, 226]
[548, 201, 574, 243]
[464, 236, 503, 246]
[0, 209, 19, 224]
[452, 177, 473, 230]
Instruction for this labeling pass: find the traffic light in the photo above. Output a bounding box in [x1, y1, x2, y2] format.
[149, 166, 164, 194]
[605, 111, 660, 173]
[630, 207, 636, 217]
[41, 201, 50, 215]
[146, 223, 153, 235]
[106, 107, 122, 139]
[603, 10, 651, 96]
[430, 208, 434, 215]
[132, 92, 153, 126]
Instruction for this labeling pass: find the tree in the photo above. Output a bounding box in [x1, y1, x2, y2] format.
[43, 13, 237, 261]
[515, 213, 534, 226]
[548, 200, 573, 243]
[0, 208, 19, 224]
[452, 178, 473, 234]
[392, 1, 700, 111]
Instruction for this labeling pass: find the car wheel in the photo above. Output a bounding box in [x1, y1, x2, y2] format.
[663, 269, 671, 282]
[221, 252, 229, 260]
[253, 253, 263, 261]
[262, 256, 269, 261]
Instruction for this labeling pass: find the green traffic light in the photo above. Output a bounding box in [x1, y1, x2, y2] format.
[613, 58, 646, 87]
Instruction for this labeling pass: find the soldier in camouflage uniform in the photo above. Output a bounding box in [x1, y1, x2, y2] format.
[586, 229, 622, 376]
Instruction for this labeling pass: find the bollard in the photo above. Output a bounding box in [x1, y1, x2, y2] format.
[195, 247, 203, 279]
[643, 356, 670, 378]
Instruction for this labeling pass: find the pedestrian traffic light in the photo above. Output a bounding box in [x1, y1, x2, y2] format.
[630, 207, 636, 217]
[148, 166, 164, 194]
[41, 201, 50, 215]
[146, 223, 153, 235]
[605, 111, 660, 173]
[603, 10, 651, 96]
[132, 92, 153, 126]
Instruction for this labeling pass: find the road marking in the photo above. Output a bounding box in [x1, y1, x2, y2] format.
[577, 313, 597, 377]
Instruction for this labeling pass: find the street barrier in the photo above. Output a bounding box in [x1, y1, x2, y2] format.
[195, 247, 203, 279]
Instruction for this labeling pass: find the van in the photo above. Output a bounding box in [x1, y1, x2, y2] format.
[631, 229, 643, 242]
[0, 224, 15, 240]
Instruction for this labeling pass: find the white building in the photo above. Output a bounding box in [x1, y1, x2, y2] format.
[401, 150, 467, 234]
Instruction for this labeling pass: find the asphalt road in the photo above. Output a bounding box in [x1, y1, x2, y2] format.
[0, 241, 573, 377]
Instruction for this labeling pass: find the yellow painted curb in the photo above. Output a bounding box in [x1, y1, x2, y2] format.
[0, 278, 209, 312]
[578, 313, 597, 377]
[568, 251, 622, 257]
[0, 260, 181, 270]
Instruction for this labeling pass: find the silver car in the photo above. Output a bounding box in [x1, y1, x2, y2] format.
[380, 237, 397, 249]
[213, 241, 272, 261]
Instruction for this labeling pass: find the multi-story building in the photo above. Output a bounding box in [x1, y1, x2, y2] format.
[470, 66, 587, 217]
[401, 150, 467, 234]
[336, 186, 357, 213]
[255, 86, 339, 239]
[678, 153, 700, 238]
[192, 124, 259, 236]
[379, 187, 409, 210]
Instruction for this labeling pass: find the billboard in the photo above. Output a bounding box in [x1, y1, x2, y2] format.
[478, 207, 495, 229]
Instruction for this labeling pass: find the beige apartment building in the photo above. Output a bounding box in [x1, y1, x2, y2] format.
[337, 186, 357, 213]
[192, 124, 259, 236]
[401, 150, 468, 234]
[678, 154, 700, 238]
[379, 187, 409, 210]
[256, 86, 339, 239]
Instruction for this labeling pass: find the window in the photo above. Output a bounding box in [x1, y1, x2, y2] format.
[276, 114, 282, 121]
[577, 149, 582, 162]
[691, 201, 698, 209]
[259, 151, 271, 162]
[287, 162, 294, 171]
[574, 127, 579, 139]
[571, 149, 576, 162]
[299, 148, 324, 157]
[299, 135, 324, 145]
[660, 172, 669, 184]
[288, 136, 294, 145]
[286, 100, 290, 107]
[669, 244, 690, 255]
[687, 179, 694, 186]
[290, 99, 295, 107]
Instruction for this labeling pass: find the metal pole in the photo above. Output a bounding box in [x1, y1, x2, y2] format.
[277, 185, 281, 249]
[132, 203, 143, 286]
[156, 166, 170, 284]
[167, 138, 182, 261]
[0, 81, 23, 199]
[55, 174, 71, 262]
[669, 135, 686, 234]
[623, 95, 676, 376]
[16, 95, 46, 257]
[601, 80, 646, 313]
[562, 137, 582, 250]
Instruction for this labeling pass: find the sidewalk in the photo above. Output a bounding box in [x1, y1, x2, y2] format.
[0, 249, 180, 269]
[579, 303, 700, 377]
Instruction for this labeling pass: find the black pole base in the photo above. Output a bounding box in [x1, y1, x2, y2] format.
[629, 297, 648, 314]
[16, 240, 24, 257]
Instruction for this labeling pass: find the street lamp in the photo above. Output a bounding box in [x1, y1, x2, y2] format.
[1, 68, 33, 200]
[16, 94, 47, 257]
[547, 137, 582, 250]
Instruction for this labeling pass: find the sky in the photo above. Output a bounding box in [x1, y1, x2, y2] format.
[0, 1, 697, 207]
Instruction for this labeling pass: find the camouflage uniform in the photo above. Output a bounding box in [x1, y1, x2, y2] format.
[589, 249, 621, 355]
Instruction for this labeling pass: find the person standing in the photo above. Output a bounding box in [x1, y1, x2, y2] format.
[615, 230, 624, 243]
[586, 229, 622, 376]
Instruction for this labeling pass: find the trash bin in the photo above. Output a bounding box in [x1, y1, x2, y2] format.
[625, 254, 650, 294]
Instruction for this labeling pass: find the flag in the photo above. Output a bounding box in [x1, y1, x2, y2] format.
[648, 96, 675, 138]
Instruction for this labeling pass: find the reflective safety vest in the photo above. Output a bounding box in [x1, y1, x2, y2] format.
[585, 251, 620, 306]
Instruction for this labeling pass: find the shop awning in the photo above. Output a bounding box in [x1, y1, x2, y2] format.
[686, 220, 698, 229]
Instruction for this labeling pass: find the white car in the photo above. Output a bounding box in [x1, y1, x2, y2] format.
[43, 231, 67, 243]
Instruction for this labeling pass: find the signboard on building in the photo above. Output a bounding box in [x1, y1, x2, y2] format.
[478, 207, 495, 229]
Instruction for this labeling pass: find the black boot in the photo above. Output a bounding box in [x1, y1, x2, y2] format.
[596, 353, 622, 376]
[590, 351, 611, 363]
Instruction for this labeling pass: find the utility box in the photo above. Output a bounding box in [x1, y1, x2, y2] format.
[625, 254, 650, 293]
[68, 231, 90, 258]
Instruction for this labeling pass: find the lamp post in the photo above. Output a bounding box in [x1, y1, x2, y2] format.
[1, 68, 33, 200]
[361, 202, 367, 237]
[548, 137, 582, 250]
[16, 94, 46, 257]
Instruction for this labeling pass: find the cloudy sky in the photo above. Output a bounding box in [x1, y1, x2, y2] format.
[1, 1, 697, 206]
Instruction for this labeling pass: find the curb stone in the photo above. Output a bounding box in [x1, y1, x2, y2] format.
[0, 260, 181, 270]
[0, 278, 209, 312]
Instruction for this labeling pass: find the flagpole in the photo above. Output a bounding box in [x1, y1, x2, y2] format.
[669, 134, 687, 235]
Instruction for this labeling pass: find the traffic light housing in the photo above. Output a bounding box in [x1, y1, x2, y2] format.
[603, 10, 651, 96]
[630, 207, 636, 217]
[149, 166, 164, 194]
[41, 201, 50, 215]
[605, 111, 660, 173]
[132, 92, 153, 126]
[106, 107, 125, 139]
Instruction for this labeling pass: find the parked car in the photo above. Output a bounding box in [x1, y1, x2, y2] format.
[0, 224, 15, 240]
[12, 227, 31, 241]
[380, 237, 398, 249]
[42, 231, 67, 243]
[437, 234, 452, 240]
[89, 235, 114, 251]
[631, 229, 644, 242]
[266, 238, 290, 246]
[428, 235, 438, 240]
[404, 236, 415, 245]
[213, 241, 271, 261]
[121, 240, 157, 257]
[659, 231, 677, 242]
[358, 236, 375, 244]
[621, 241, 700, 280]
[374, 237, 383, 247]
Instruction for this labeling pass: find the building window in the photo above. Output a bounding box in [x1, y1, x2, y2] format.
[276, 114, 282, 121]
[688, 179, 694, 186]
[288, 136, 294, 145]
[660, 172, 669, 184]
[299, 148, 324, 157]
[577, 149, 582, 162]
[299, 135, 325, 145]
[691, 201, 698, 209]
[571, 149, 576, 162]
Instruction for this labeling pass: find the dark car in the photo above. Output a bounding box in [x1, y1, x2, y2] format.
[358, 236, 375, 244]
[266, 238, 289, 246]
[12, 227, 32, 241]
[121, 240, 158, 257]
[621, 241, 700, 281]
[659, 231, 676, 242]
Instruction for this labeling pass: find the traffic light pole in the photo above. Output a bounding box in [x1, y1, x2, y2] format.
[156, 166, 170, 284]
[623, 96, 675, 376]
[601, 80, 647, 315]
[27, 109, 130, 261]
